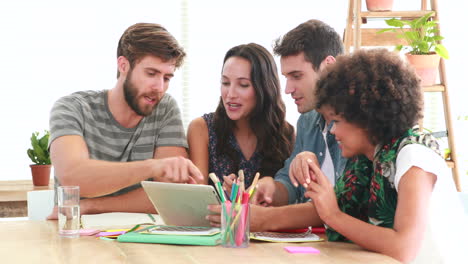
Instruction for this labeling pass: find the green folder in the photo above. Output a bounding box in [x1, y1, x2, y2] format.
[117, 231, 221, 246]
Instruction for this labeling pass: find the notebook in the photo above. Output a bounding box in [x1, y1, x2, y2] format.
[81, 212, 162, 230]
[117, 228, 221, 246]
[141, 225, 220, 236]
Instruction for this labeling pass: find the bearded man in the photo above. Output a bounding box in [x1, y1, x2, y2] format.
[48, 23, 202, 217]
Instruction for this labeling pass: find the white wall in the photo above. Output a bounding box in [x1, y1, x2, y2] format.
[1, 0, 467, 189]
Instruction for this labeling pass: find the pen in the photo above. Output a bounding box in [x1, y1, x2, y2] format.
[234, 192, 250, 246]
[238, 170, 245, 193]
[230, 182, 238, 202]
[274, 227, 326, 234]
[147, 213, 156, 223]
[209, 172, 220, 186]
[209, 173, 226, 202]
[249, 184, 258, 198]
[250, 172, 260, 189]
[216, 182, 227, 202]
[249, 172, 260, 197]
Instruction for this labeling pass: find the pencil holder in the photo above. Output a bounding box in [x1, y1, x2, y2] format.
[221, 201, 250, 248]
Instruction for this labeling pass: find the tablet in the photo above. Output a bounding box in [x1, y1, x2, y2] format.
[141, 181, 221, 227]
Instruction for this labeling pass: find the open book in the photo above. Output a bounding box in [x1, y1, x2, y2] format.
[81, 212, 163, 230]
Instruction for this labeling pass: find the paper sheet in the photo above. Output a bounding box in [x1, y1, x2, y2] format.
[81, 212, 163, 230]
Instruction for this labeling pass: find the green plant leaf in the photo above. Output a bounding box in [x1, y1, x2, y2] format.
[435, 44, 450, 59]
[38, 132, 49, 150]
[418, 41, 430, 54]
[404, 31, 419, 42]
[413, 12, 434, 29]
[385, 18, 405, 28]
[377, 28, 394, 34]
[382, 11, 447, 56]
[27, 149, 38, 164]
[395, 44, 403, 51]
[425, 21, 438, 28]
[28, 130, 51, 165]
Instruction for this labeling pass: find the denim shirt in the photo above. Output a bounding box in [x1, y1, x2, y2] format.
[275, 110, 347, 204]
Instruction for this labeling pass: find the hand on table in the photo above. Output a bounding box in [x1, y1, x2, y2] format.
[46, 199, 91, 220]
[250, 176, 275, 207]
[206, 203, 267, 232]
[152, 157, 203, 184]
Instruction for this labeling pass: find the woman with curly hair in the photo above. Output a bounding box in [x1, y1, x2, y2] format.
[290, 49, 466, 263]
[188, 43, 294, 189]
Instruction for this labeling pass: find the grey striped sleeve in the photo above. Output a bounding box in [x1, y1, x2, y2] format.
[49, 95, 84, 148]
[155, 94, 188, 148]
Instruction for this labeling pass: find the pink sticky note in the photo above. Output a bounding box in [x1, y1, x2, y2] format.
[95, 231, 127, 237]
[80, 229, 100, 236]
[284, 246, 320, 254]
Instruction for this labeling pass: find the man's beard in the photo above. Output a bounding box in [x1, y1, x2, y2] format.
[123, 70, 155, 116]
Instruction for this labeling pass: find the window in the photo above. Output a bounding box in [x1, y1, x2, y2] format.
[1, 0, 466, 190]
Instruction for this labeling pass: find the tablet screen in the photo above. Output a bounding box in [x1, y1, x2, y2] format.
[141, 181, 221, 227]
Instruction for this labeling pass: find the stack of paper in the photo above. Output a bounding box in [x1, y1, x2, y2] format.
[81, 212, 163, 230]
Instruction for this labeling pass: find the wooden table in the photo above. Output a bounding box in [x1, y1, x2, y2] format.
[0, 180, 54, 217]
[0, 220, 400, 264]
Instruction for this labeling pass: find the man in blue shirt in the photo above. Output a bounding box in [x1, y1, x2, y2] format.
[207, 20, 347, 231]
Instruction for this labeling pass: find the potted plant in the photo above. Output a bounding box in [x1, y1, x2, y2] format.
[378, 11, 449, 85]
[27, 130, 52, 186]
[366, 0, 394, 12]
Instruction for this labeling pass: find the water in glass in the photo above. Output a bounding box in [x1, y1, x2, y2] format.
[58, 205, 80, 238]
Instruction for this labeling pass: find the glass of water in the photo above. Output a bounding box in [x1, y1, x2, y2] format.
[57, 186, 80, 238]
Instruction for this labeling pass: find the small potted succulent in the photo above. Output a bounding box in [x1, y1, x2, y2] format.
[378, 11, 449, 85]
[27, 130, 52, 186]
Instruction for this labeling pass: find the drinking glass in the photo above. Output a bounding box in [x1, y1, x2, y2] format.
[57, 186, 80, 238]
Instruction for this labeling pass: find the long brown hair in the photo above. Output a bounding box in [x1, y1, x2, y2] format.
[214, 43, 294, 177]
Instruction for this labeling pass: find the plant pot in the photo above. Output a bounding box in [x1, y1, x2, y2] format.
[405, 53, 441, 86]
[366, 0, 394, 11]
[30, 164, 51, 186]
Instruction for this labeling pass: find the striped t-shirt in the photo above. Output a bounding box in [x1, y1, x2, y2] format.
[49, 90, 187, 196]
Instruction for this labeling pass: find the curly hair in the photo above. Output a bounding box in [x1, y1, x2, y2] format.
[273, 19, 344, 70]
[116, 23, 186, 77]
[214, 43, 294, 177]
[315, 49, 423, 145]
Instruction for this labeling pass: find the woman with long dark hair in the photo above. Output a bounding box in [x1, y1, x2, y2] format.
[188, 43, 294, 188]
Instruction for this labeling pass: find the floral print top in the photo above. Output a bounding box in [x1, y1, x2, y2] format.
[202, 113, 262, 188]
[327, 127, 441, 241]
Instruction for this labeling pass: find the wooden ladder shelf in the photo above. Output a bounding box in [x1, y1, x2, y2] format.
[343, 0, 461, 191]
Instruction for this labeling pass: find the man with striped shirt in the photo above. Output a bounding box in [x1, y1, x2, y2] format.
[47, 23, 203, 217]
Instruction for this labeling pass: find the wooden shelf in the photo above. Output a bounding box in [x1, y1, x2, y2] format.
[0, 180, 53, 202]
[360, 10, 434, 19]
[422, 84, 445, 92]
[446, 160, 455, 169]
[0, 180, 54, 218]
[346, 28, 407, 46]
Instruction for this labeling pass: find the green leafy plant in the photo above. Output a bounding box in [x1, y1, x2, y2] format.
[27, 130, 51, 165]
[378, 11, 449, 59]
